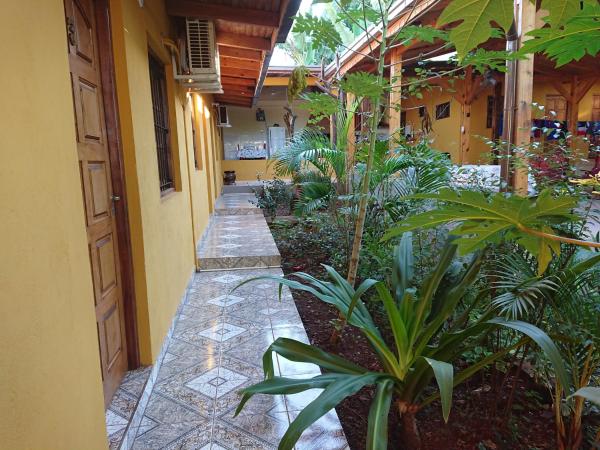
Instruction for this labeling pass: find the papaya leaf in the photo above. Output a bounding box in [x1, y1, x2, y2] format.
[383, 189, 579, 264]
[393, 25, 448, 46]
[340, 72, 389, 100]
[298, 92, 339, 122]
[541, 0, 581, 26]
[293, 14, 342, 52]
[520, 2, 600, 66]
[438, 0, 514, 59]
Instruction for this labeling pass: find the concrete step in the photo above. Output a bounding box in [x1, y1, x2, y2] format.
[196, 213, 280, 271]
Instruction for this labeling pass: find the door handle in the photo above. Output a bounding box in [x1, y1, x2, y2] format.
[111, 194, 121, 201]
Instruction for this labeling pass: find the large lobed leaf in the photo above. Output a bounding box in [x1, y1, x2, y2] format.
[293, 14, 342, 52]
[520, 1, 600, 66]
[438, 0, 514, 59]
[383, 189, 578, 273]
[340, 72, 389, 100]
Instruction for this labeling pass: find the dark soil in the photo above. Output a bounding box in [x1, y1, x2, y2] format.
[270, 221, 558, 450]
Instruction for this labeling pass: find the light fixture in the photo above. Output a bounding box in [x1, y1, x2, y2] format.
[204, 106, 211, 118]
[195, 95, 203, 115]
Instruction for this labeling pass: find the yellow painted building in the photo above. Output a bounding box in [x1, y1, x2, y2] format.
[0, 0, 296, 447]
[402, 80, 600, 165]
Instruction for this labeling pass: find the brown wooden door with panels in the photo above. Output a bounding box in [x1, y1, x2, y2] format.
[64, 0, 129, 406]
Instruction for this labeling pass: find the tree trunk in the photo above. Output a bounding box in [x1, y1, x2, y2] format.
[346, 20, 389, 288]
[400, 412, 422, 450]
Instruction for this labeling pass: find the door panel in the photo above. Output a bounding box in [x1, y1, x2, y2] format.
[65, 0, 128, 407]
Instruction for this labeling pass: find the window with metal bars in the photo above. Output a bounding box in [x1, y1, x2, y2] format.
[148, 52, 174, 192]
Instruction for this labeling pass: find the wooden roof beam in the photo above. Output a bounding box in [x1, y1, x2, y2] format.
[217, 32, 271, 51]
[167, 0, 279, 27]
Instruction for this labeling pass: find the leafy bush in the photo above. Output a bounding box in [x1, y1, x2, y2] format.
[252, 178, 293, 220]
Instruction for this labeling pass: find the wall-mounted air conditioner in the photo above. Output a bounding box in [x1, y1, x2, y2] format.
[173, 19, 223, 93]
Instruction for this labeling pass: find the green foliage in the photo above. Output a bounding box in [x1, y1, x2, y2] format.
[340, 71, 389, 100]
[252, 178, 293, 220]
[293, 14, 342, 53]
[542, 0, 582, 26]
[570, 387, 600, 407]
[233, 238, 568, 449]
[341, 5, 379, 24]
[393, 24, 449, 46]
[438, 0, 514, 59]
[384, 189, 580, 274]
[461, 48, 516, 73]
[521, 1, 600, 66]
[298, 92, 338, 123]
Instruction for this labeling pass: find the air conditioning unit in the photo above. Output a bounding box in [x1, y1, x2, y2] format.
[215, 104, 231, 127]
[173, 19, 223, 93]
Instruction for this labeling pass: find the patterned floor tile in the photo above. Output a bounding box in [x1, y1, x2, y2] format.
[125, 195, 348, 450]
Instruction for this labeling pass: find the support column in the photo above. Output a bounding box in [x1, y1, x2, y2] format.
[568, 77, 580, 147]
[512, 0, 536, 195]
[388, 47, 403, 146]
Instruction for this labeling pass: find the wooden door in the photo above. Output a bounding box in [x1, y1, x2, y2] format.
[546, 95, 567, 121]
[592, 94, 600, 122]
[65, 0, 128, 407]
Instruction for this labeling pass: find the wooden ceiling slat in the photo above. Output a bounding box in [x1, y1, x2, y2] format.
[218, 46, 263, 61]
[214, 96, 253, 106]
[220, 66, 261, 79]
[167, 0, 279, 27]
[220, 56, 261, 70]
[216, 32, 271, 51]
[220, 75, 256, 86]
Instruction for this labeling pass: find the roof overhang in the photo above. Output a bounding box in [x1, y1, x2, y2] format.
[167, 0, 302, 108]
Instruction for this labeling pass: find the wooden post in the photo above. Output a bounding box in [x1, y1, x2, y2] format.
[512, 0, 536, 195]
[568, 76, 580, 148]
[388, 48, 403, 146]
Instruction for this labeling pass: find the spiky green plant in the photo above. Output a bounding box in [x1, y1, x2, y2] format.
[233, 234, 569, 449]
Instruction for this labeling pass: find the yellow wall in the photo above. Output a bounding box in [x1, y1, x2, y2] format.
[0, 1, 108, 448]
[402, 79, 600, 165]
[222, 97, 311, 180]
[402, 82, 495, 164]
[533, 81, 600, 120]
[222, 159, 280, 180]
[111, 0, 220, 362]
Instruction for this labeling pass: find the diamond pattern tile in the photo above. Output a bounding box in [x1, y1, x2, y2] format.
[198, 322, 246, 341]
[186, 367, 248, 398]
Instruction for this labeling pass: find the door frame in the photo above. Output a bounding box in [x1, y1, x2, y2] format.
[93, 0, 140, 369]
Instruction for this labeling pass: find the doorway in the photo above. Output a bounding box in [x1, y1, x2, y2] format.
[64, 0, 138, 406]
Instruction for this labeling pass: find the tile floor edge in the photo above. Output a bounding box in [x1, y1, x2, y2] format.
[118, 269, 196, 450]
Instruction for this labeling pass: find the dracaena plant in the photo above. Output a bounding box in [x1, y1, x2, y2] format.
[232, 234, 568, 450]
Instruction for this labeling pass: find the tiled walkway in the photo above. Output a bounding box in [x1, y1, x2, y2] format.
[108, 194, 348, 450]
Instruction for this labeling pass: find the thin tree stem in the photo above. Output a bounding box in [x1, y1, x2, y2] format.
[346, 21, 389, 288]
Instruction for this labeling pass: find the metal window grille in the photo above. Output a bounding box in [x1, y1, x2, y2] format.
[148, 53, 174, 192]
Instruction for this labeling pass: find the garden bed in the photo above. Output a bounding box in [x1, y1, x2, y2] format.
[270, 220, 558, 450]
